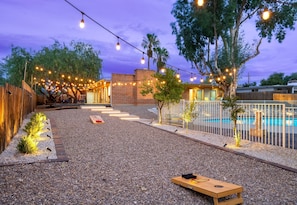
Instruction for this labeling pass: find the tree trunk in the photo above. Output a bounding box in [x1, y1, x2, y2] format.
[148, 57, 150, 70]
[158, 107, 162, 124]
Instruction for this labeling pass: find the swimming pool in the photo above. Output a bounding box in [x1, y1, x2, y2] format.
[205, 117, 297, 126]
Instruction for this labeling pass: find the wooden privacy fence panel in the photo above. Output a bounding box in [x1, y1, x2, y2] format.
[0, 82, 36, 154]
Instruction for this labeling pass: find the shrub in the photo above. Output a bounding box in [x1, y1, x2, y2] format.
[31, 112, 47, 123]
[23, 112, 47, 139]
[17, 136, 39, 154]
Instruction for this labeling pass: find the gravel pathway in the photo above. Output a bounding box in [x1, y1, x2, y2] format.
[0, 106, 297, 204]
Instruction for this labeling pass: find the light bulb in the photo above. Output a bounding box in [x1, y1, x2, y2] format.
[116, 42, 120, 50]
[262, 8, 270, 20]
[197, 0, 204, 7]
[80, 12, 85, 28]
[141, 52, 145, 64]
[80, 19, 85, 28]
[141, 57, 145, 64]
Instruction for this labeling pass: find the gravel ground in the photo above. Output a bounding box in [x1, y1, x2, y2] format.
[0, 105, 297, 204]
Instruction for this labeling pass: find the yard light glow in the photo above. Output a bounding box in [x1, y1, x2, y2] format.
[262, 8, 270, 20]
[116, 37, 121, 50]
[197, 0, 204, 7]
[141, 52, 145, 64]
[80, 12, 85, 28]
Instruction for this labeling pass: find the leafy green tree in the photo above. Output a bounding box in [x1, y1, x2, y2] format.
[242, 82, 257, 87]
[32, 41, 102, 103]
[171, 0, 297, 96]
[141, 33, 160, 70]
[0, 68, 5, 85]
[284, 72, 297, 84]
[260, 72, 285, 85]
[153, 47, 170, 73]
[1, 41, 102, 103]
[1, 46, 33, 87]
[140, 68, 185, 124]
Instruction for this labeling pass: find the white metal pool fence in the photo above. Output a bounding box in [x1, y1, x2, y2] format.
[162, 100, 297, 149]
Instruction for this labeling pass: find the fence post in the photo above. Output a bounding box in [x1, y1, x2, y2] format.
[182, 99, 185, 129]
[282, 104, 286, 148]
[220, 100, 222, 136]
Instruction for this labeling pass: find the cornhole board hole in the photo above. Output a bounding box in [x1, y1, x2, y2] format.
[171, 174, 243, 205]
[90, 115, 104, 124]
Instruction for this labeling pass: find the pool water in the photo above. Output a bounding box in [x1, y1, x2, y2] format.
[206, 117, 297, 126]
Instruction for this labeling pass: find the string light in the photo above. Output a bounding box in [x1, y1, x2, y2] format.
[262, 8, 271, 20]
[64, 0, 200, 82]
[197, 0, 204, 7]
[116, 37, 121, 50]
[80, 12, 85, 28]
[141, 52, 145, 64]
[190, 73, 194, 82]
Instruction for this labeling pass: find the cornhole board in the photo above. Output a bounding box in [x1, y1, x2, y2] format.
[171, 174, 243, 205]
[90, 115, 104, 124]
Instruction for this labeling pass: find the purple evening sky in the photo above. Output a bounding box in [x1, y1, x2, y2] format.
[1, 0, 296, 84]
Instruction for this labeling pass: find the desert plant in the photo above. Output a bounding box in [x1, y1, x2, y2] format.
[182, 101, 198, 130]
[17, 135, 39, 154]
[23, 112, 47, 139]
[221, 95, 245, 147]
[23, 119, 44, 139]
[31, 112, 47, 123]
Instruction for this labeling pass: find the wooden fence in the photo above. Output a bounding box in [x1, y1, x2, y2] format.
[0, 81, 36, 154]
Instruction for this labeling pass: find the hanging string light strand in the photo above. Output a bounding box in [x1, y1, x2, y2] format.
[64, 0, 200, 82]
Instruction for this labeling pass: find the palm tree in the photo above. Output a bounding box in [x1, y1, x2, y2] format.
[221, 95, 245, 147]
[153, 47, 169, 73]
[141, 33, 160, 70]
